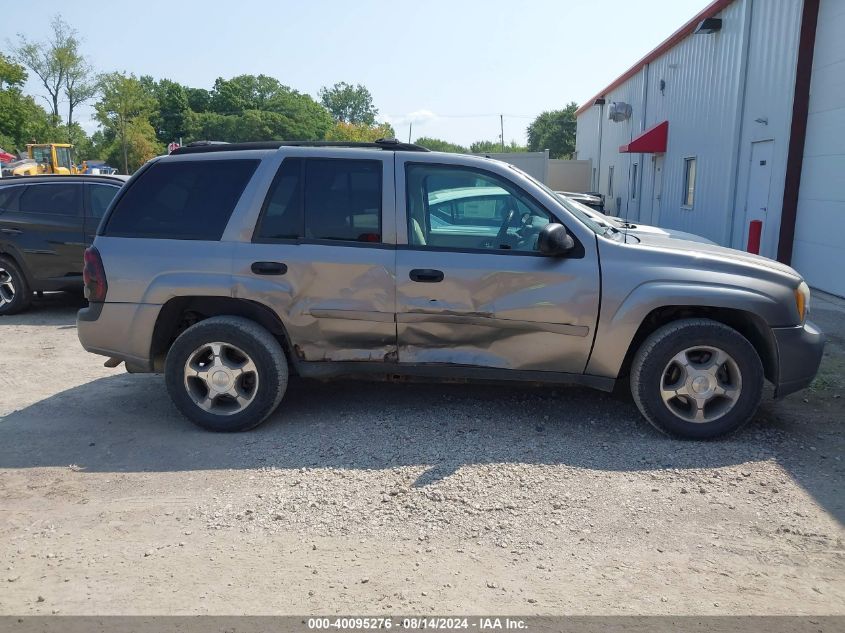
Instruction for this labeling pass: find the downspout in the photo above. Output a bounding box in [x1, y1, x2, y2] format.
[596, 102, 604, 192]
[726, 0, 754, 248]
[637, 63, 649, 221]
[777, 0, 820, 264]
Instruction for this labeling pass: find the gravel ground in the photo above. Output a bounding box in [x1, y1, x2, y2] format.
[0, 292, 843, 615]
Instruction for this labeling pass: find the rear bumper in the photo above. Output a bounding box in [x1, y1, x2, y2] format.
[77, 302, 160, 372]
[772, 320, 825, 398]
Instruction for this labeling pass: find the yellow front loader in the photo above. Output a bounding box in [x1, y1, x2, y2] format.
[2, 143, 86, 176]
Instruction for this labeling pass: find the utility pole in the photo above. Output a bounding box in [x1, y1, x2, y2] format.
[500, 114, 505, 152]
[408, 122, 412, 143]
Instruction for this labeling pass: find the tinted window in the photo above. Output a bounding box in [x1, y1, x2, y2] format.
[406, 164, 551, 253]
[304, 159, 381, 242]
[0, 186, 24, 212]
[256, 158, 302, 240]
[88, 184, 120, 219]
[104, 160, 258, 240]
[19, 184, 82, 216]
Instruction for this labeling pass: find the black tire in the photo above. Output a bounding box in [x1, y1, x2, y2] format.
[164, 316, 288, 432]
[0, 256, 32, 316]
[630, 318, 764, 439]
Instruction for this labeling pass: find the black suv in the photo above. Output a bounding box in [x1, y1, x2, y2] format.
[0, 174, 126, 315]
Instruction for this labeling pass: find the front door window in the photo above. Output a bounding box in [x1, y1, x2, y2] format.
[405, 164, 551, 253]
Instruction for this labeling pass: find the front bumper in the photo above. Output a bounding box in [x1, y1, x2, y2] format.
[772, 320, 825, 398]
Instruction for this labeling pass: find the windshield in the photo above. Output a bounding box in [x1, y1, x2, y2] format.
[506, 164, 619, 237]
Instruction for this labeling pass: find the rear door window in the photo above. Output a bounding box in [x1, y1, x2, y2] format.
[255, 158, 383, 243]
[304, 159, 381, 242]
[18, 184, 82, 216]
[103, 159, 258, 240]
[255, 158, 303, 240]
[87, 183, 121, 219]
[0, 186, 24, 212]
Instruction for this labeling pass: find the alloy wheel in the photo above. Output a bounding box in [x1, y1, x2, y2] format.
[183, 342, 259, 415]
[660, 345, 742, 423]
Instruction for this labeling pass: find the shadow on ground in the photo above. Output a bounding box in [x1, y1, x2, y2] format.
[2, 370, 842, 523]
[1, 292, 842, 524]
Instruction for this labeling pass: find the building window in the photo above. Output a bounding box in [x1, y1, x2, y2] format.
[683, 157, 696, 208]
[631, 163, 638, 200]
[607, 166, 614, 198]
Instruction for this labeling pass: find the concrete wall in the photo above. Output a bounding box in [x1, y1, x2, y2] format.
[791, 0, 845, 297]
[547, 159, 592, 192]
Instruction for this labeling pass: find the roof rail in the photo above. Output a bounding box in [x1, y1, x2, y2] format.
[171, 138, 430, 155]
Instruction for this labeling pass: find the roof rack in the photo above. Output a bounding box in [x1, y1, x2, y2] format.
[171, 138, 430, 155]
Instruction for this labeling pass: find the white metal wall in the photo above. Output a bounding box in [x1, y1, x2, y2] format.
[574, 0, 804, 260]
[791, 0, 845, 297]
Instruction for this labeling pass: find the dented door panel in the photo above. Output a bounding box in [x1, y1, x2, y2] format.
[395, 249, 599, 372]
[231, 242, 396, 362]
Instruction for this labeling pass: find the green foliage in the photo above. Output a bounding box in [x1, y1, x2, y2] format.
[0, 53, 27, 89]
[414, 137, 468, 153]
[11, 15, 94, 126]
[469, 139, 527, 154]
[94, 72, 160, 173]
[185, 87, 211, 113]
[0, 54, 52, 151]
[141, 76, 191, 142]
[319, 82, 377, 125]
[526, 103, 578, 159]
[324, 122, 396, 142]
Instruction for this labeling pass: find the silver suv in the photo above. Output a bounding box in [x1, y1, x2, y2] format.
[77, 139, 824, 438]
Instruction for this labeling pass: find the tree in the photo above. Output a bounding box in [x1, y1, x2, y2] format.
[94, 72, 159, 173]
[526, 103, 578, 159]
[12, 15, 93, 126]
[198, 75, 332, 141]
[470, 139, 528, 154]
[324, 121, 396, 142]
[319, 82, 377, 125]
[0, 54, 52, 151]
[141, 77, 191, 143]
[414, 137, 468, 153]
[185, 87, 211, 113]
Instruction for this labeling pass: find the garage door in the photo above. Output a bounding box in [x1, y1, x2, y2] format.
[791, 0, 845, 297]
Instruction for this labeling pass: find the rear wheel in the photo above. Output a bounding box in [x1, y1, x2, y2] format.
[630, 318, 764, 439]
[164, 316, 288, 432]
[0, 257, 31, 316]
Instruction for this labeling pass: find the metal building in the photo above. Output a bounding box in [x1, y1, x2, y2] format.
[574, 0, 844, 297]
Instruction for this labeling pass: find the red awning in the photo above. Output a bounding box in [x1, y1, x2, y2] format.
[619, 120, 668, 153]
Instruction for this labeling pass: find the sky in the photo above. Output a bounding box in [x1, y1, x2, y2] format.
[1, 0, 712, 146]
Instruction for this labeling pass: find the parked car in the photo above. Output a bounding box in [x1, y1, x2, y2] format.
[0, 174, 127, 315]
[557, 190, 604, 211]
[76, 140, 823, 439]
[556, 192, 715, 245]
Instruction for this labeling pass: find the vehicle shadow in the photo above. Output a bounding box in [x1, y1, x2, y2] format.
[0, 291, 85, 326]
[1, 372, 841, 523]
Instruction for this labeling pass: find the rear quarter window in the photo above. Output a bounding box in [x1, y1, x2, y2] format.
[103, 159, 258, 240]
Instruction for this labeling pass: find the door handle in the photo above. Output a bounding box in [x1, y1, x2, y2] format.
[409, 268, 444, 283]
[251, 261, 287, 275]
[0, 228, 22, 235]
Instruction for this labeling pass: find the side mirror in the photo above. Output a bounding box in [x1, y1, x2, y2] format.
[538, 223, 575, 256]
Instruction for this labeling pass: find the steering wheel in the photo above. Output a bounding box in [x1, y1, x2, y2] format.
[496, 206, 517, 244]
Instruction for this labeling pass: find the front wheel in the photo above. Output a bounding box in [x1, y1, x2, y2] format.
[164, 316, 289, 432]
[0, 257, 32, 316]
[630, 318, 764, 439]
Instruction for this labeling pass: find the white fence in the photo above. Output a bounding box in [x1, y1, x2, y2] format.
[472, 150, 591, 191]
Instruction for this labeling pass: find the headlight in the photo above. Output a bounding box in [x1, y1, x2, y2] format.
[795, 281, 811, 322]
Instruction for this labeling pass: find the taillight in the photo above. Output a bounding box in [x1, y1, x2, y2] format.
[83, 246, 108, 302]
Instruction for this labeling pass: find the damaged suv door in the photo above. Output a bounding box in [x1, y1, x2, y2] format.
[395, 156, 600, 373]
[233, 151, 397, 362]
